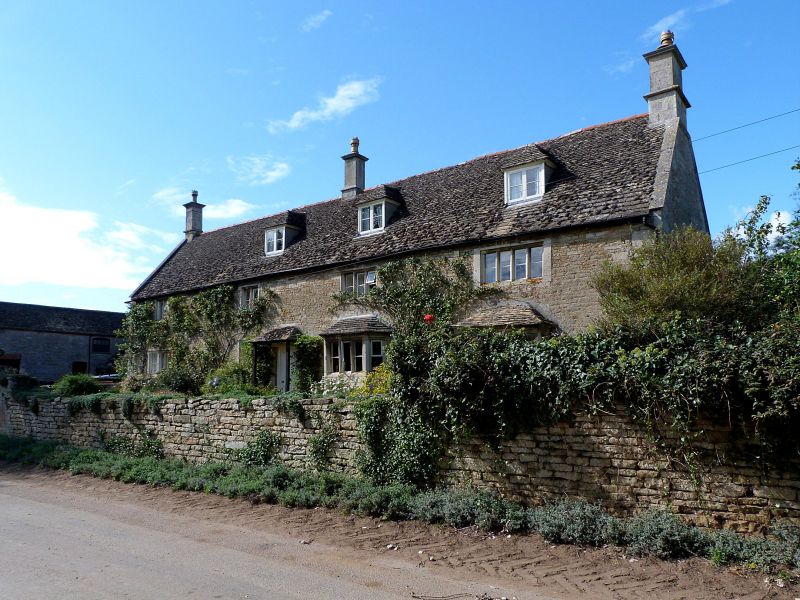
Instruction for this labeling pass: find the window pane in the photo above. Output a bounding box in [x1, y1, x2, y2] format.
[266, 230, 275, 253]
[499, 251, 512, 281]
[371, 341, 383, 356]
[514, 249, 527, 280]
[365, 271, 376, 285]
[356, 272, 366, 296]
[342, 342, 352, 372]
[361, 207, 370, 231]
[483, 252, 497, 283]
[330, 342, 339, 373]
[372, 203, 383, 229]
[509, 171, 523, 200]
[92, 338, 111, 353]
[530, 246, 543, 278]
[354, 342, 363, 372]
[343, 273, 354, 293]
[276, 228, 284, 250]
[525, 168, 540, 197]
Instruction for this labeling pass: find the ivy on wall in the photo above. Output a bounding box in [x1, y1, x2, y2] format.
[116, 285, 277, 394]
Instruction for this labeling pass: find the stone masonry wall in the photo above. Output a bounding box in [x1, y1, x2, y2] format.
[0, 388, 360, 473]
[237, 223, 652, 338]
[2, 387, 798, 533]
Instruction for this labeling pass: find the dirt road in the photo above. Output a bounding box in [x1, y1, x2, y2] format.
[0, 467, 793, 600]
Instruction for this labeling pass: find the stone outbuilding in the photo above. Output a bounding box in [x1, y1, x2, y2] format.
[0, 301, 124, 382]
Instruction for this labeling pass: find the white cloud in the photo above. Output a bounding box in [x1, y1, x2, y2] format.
[226, 155, 291, 185]
[640, 9, 688, 42]
[116, 178, 136, 196]
[605, 57, 637, 75]
[0, 189, 170, 291]
[300, 9, 332, 32]
[640, 1, 731, 43]
[267, 78, 381, 133]
[105, 222, 178, 253]
[151, 187, 255, 219]
[152, 187, 187, 217]
[204, 198, 256, 219]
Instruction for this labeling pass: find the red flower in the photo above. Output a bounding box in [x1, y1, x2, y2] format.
[423, 313, 435, 324]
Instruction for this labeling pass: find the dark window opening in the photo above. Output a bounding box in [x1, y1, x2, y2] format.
[72, 361, 88, 374]
[92, 337, 111, 353]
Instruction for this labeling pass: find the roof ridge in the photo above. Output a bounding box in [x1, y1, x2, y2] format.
[0, 301, 125, 315]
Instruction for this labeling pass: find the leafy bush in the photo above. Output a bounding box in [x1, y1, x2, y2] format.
[593, 226, 771, 331]
[234, 430, 282, 467]
[307, 423, 338, 471]
[528, 499, 625, 546]
[201, 361, 268, 397]
[67, 392, 111, 416]
[624, 509, 711, 559]
[292, 335, 323, 394]
[271, 394, 306, 421]
[154, 361, 205, 396]
[410, 488, 513, 530]
[53, 373, 102, 397]
[101, 430, 164, 459]
[354, 362, 392, 396]
[5, 373, 39, 391]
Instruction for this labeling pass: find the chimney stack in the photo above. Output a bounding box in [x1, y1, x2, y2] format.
[643, 30, 690, 127]
[183, 190, 205, 241]
[341, 137, 368, 200]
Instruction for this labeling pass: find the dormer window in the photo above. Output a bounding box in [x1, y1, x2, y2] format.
[505, 163, 545, 205]
[359, 202, 384, 235]
[265, 227, 285, 255]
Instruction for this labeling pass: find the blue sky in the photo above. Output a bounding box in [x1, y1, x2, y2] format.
[1, 0, 798, 313]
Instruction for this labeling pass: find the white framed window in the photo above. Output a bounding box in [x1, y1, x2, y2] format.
[504, 164, 544, 205]
[481, 244, 544, 283]
[342, 270, 377, 296]
[153, 299, 167, 321]
[358, 201, 384, 234]
[146, 350, 168, 375]
[265, 227, 285, 255]
[327, 338, 388, 374]
[241, 285, 259, 308]
[369, 340, 384, 370]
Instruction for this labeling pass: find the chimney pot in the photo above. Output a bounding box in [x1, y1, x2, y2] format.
[350, 137, 360, 154]
[191, 189, 198, 202]
[660, 30, 675, 46]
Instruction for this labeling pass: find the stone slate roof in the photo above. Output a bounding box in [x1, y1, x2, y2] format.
[456, 301, 550, 329]
[132, 115, 663, 300]
[321, 315, 393, 337]
[252, 325, 301, 343]
[0, 302, 124, 337]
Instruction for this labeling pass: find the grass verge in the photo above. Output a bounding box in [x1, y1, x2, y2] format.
[1, 434, 797, 575]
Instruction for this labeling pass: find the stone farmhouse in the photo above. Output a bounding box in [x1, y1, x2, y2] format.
[0, 302, 123, 382]
[130, 32, 707, 392]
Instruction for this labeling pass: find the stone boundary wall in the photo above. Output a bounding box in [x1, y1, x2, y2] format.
[2, 387, 798, 532]
[0, 388, 361, 473]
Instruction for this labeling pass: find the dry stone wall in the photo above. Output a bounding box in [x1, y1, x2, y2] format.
[2, 387, 798, 532]
[0, 388, 361, 473]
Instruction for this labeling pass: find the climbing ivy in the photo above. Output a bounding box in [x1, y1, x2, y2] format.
[117, 285, 277, 394]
